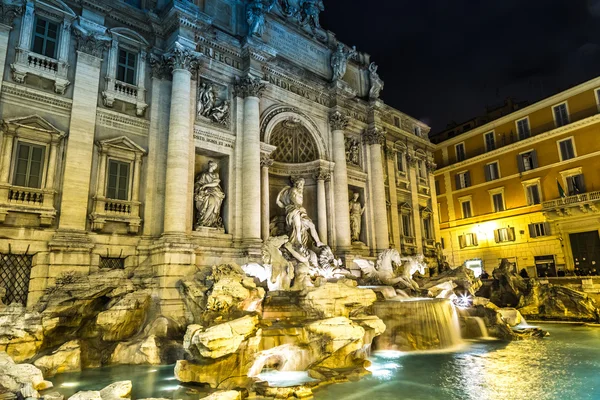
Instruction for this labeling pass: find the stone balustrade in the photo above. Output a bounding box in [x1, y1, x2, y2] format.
[8, 187, 44, 204]
[11, 48, 70, 94]
[90, 197, 141, 233]
[542, 190, 600, 217]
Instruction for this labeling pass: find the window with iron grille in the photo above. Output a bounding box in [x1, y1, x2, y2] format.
[99, 257, 125, 269]
[0, 254, 33, 305]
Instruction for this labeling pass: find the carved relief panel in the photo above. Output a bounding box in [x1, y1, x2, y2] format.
[196, 78, 231, 128]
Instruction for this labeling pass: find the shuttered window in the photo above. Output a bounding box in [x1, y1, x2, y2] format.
[529, 222, 550, 238]
[455, 143, 466, 161]
[558, 138, 575, 161]
[516, 118, 530, 140]
[484, 132, 495, 151]
[492, 193, 505, 212]
[566, 174, 585, 196]
[494, 227, 515, 243]
[106, 160, 130, 200]
[485, 162, 500, 181]
[553, 103, 569, 127]
[461, 201, 472, 219]
[13, 142, 45, 189]
[518, 150, 538, 172]
[459, 233, 478, 248]
[455, 171, 471, 189]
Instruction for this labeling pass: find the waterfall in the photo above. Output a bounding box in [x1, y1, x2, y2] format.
[462, 316, 492, 339]
[372, 298, 463, 351]
[247, 344, 312, 377]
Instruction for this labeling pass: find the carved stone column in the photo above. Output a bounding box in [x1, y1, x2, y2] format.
[315, 168, 330, 245]
[364, 127, 389, 252]
[407, 149, 423, 254]
[385, 146, 401, 249]
[162, 43, 200, 235]
[0, 134, 14, 183]
[260, 155, 274, 241]
[329, 111, 352, 251]
[58, 30, 109, 231]
[0, 2, 22, 95]
[427, 160, 440, 240]
[235, 76, 266, 245]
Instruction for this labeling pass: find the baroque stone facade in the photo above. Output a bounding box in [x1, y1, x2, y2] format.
[0, 0, 436, 318]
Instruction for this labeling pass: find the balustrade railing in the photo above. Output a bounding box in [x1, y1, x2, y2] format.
[104, 199, 132, 214]
[27, 53, 58, 74]
[8, 187, 44, 204]
[542, 190, 600, 209]
[114, 80, 138, 98]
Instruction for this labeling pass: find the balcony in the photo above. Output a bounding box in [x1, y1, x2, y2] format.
[11, 49, 70, 94]
[0, 184, 57, 226]
[542, 190, 600, 218]
[89, 197, 141, 233]
[102, 77, 148, 117]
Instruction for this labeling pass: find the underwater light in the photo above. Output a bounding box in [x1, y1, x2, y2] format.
[61, 382, 78, 388]
[453, 293, 472, 309]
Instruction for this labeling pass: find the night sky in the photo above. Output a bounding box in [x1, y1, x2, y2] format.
[320, 0, 600, 133]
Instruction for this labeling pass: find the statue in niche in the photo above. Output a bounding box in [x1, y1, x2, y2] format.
[299, 0, 324, 30]
[276, 177, 325, 252]
[349, 192, 366, 243]
[331, 43, 357, 82]
[368, 62, 384, 100]
[247, 0, 277, 37]
[345, 138, 360, 165]
[194, 160, 225, 229]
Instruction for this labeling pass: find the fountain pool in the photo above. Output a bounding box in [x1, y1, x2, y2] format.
[49, 323, 600, 400]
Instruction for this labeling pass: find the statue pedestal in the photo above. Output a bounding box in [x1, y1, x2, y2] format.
[329, 80, 357, 99]
[194, 226, 225, 235]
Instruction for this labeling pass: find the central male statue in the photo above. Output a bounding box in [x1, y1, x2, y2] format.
[276, 177, 325, 251]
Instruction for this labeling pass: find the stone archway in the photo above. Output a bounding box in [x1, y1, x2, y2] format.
[269, 118, 319, 164]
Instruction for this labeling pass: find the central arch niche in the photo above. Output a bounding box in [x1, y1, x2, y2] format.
[269, 118, 319, 163]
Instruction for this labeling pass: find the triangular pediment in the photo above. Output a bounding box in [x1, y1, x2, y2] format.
[3, 115, 65, 137]
[98, 136, 146, 155]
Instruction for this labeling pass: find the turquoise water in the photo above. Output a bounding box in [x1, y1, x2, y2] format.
[50, 324, 600, 400]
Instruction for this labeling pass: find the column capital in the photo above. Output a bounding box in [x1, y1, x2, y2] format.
[406, 151, 417, 167]
[426, 160, 437, 173]
[260, 154, 274, 168]
[329, 111, 349, 131]
[384, 145, 395, 158]
[72, 25, 110, 59]
[362, 127, 385, 146]
[234, 76, 266, 98]
[164, 42, 201, 73]
[314, 167, 330, 181]
[0, 1, 23, 28]
[148, 52, 170, 80]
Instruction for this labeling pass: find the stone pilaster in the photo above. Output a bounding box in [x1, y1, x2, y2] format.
[162, 43, 201, 235]
[315, 168, 330, 245]
[364, 127, 389, 252]
[235, 76, 266, 246]
[0, 1, 22, 95]
[329, 111, 352, 251]
[427, 161, 440, 240]
[143, 59, 172, 237]
[407, 148, 423, 254]
[260, 155, 274, 241]
[58, 34, 108, 231]
[385, 146, 401, 249]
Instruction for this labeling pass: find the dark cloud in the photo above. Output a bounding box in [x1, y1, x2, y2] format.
[320, 0, 600, 131]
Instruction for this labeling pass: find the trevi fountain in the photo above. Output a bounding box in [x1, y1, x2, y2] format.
[0, 0, 598, 399]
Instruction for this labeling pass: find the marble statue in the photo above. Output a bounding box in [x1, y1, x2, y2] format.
[209, 100, 230, 125]
[300, 0, 324, 29]
[355, 250, 426, 290]
[194, 160, 225, 229]
[345, 139, 360, 165]
[331, 43, 357, 82]
[349, 192, 365, 243]
[197, 82, 215, 118]
[243, 235, 295, 291]
[247, 0, 277, 37]
[276, 177, 325, 252]
[368, 62, 384, 100]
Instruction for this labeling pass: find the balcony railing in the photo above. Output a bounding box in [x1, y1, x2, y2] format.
[27, 53, 58, 73]
[8, 187, 44, 204]
[104, 199, 132, 214]
[114, 80, 138, 98]
[90, 197, 141, 233]
[102, 77, 147, 117]
[542, 190, 600, 209]
[11, 48, 70, 94]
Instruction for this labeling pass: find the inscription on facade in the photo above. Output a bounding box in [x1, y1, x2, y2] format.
[194, 127, 235, 151]
[265, 73, 329, 106]
[196, 42, 242, 70]
[263, 21, 330, 77]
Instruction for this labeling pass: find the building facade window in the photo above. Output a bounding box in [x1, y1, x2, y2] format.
[524, 183, 541, 205]
[553, 103, 569, 127]
[518, 150, 538, 172]
[455, 171, 471, 189]
[106, 160, 130, 201]
[32, 17, 59, 59]
[460, 200, 473, 219]
[396, 151, 405, 173]
[124, 0, 142, 8]
[558, 137, 576, 161]
[13, 142, 45, 189]
[529, 222, 550, 238]
[414, 126, 421, 136]
[417, 159, 427, 179]
[459, 233, 478, 248]
[492, 193, 505, 212]
[484, 161, 500, 181]
[516, 118, 531, 140]
[494, 227, 515, 243]
[394, 116, 400, 128]
[117, 48, 137, 85]
[566, 174, 585, 195]
[455, 142, 466, 161]
[423, 216, 432, 239]
[435, 180, 440, 195]
[484, 131, 495, 152]
[99, 256, 126, 269]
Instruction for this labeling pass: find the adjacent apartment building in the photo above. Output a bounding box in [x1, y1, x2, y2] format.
[433, 77, 600, 277]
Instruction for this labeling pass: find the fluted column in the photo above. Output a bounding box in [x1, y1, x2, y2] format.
[260, 155, 273, 241]
[162, 44, 200, 235]
[315, 168, 329, 245]
[385, 146, 401, 249]
[364, 128, 389, 252]
[329, 112, 352, 251]
[427, 160, 440, 240]
[407, 150, 423, 254]
[235, 77, 266, 244]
